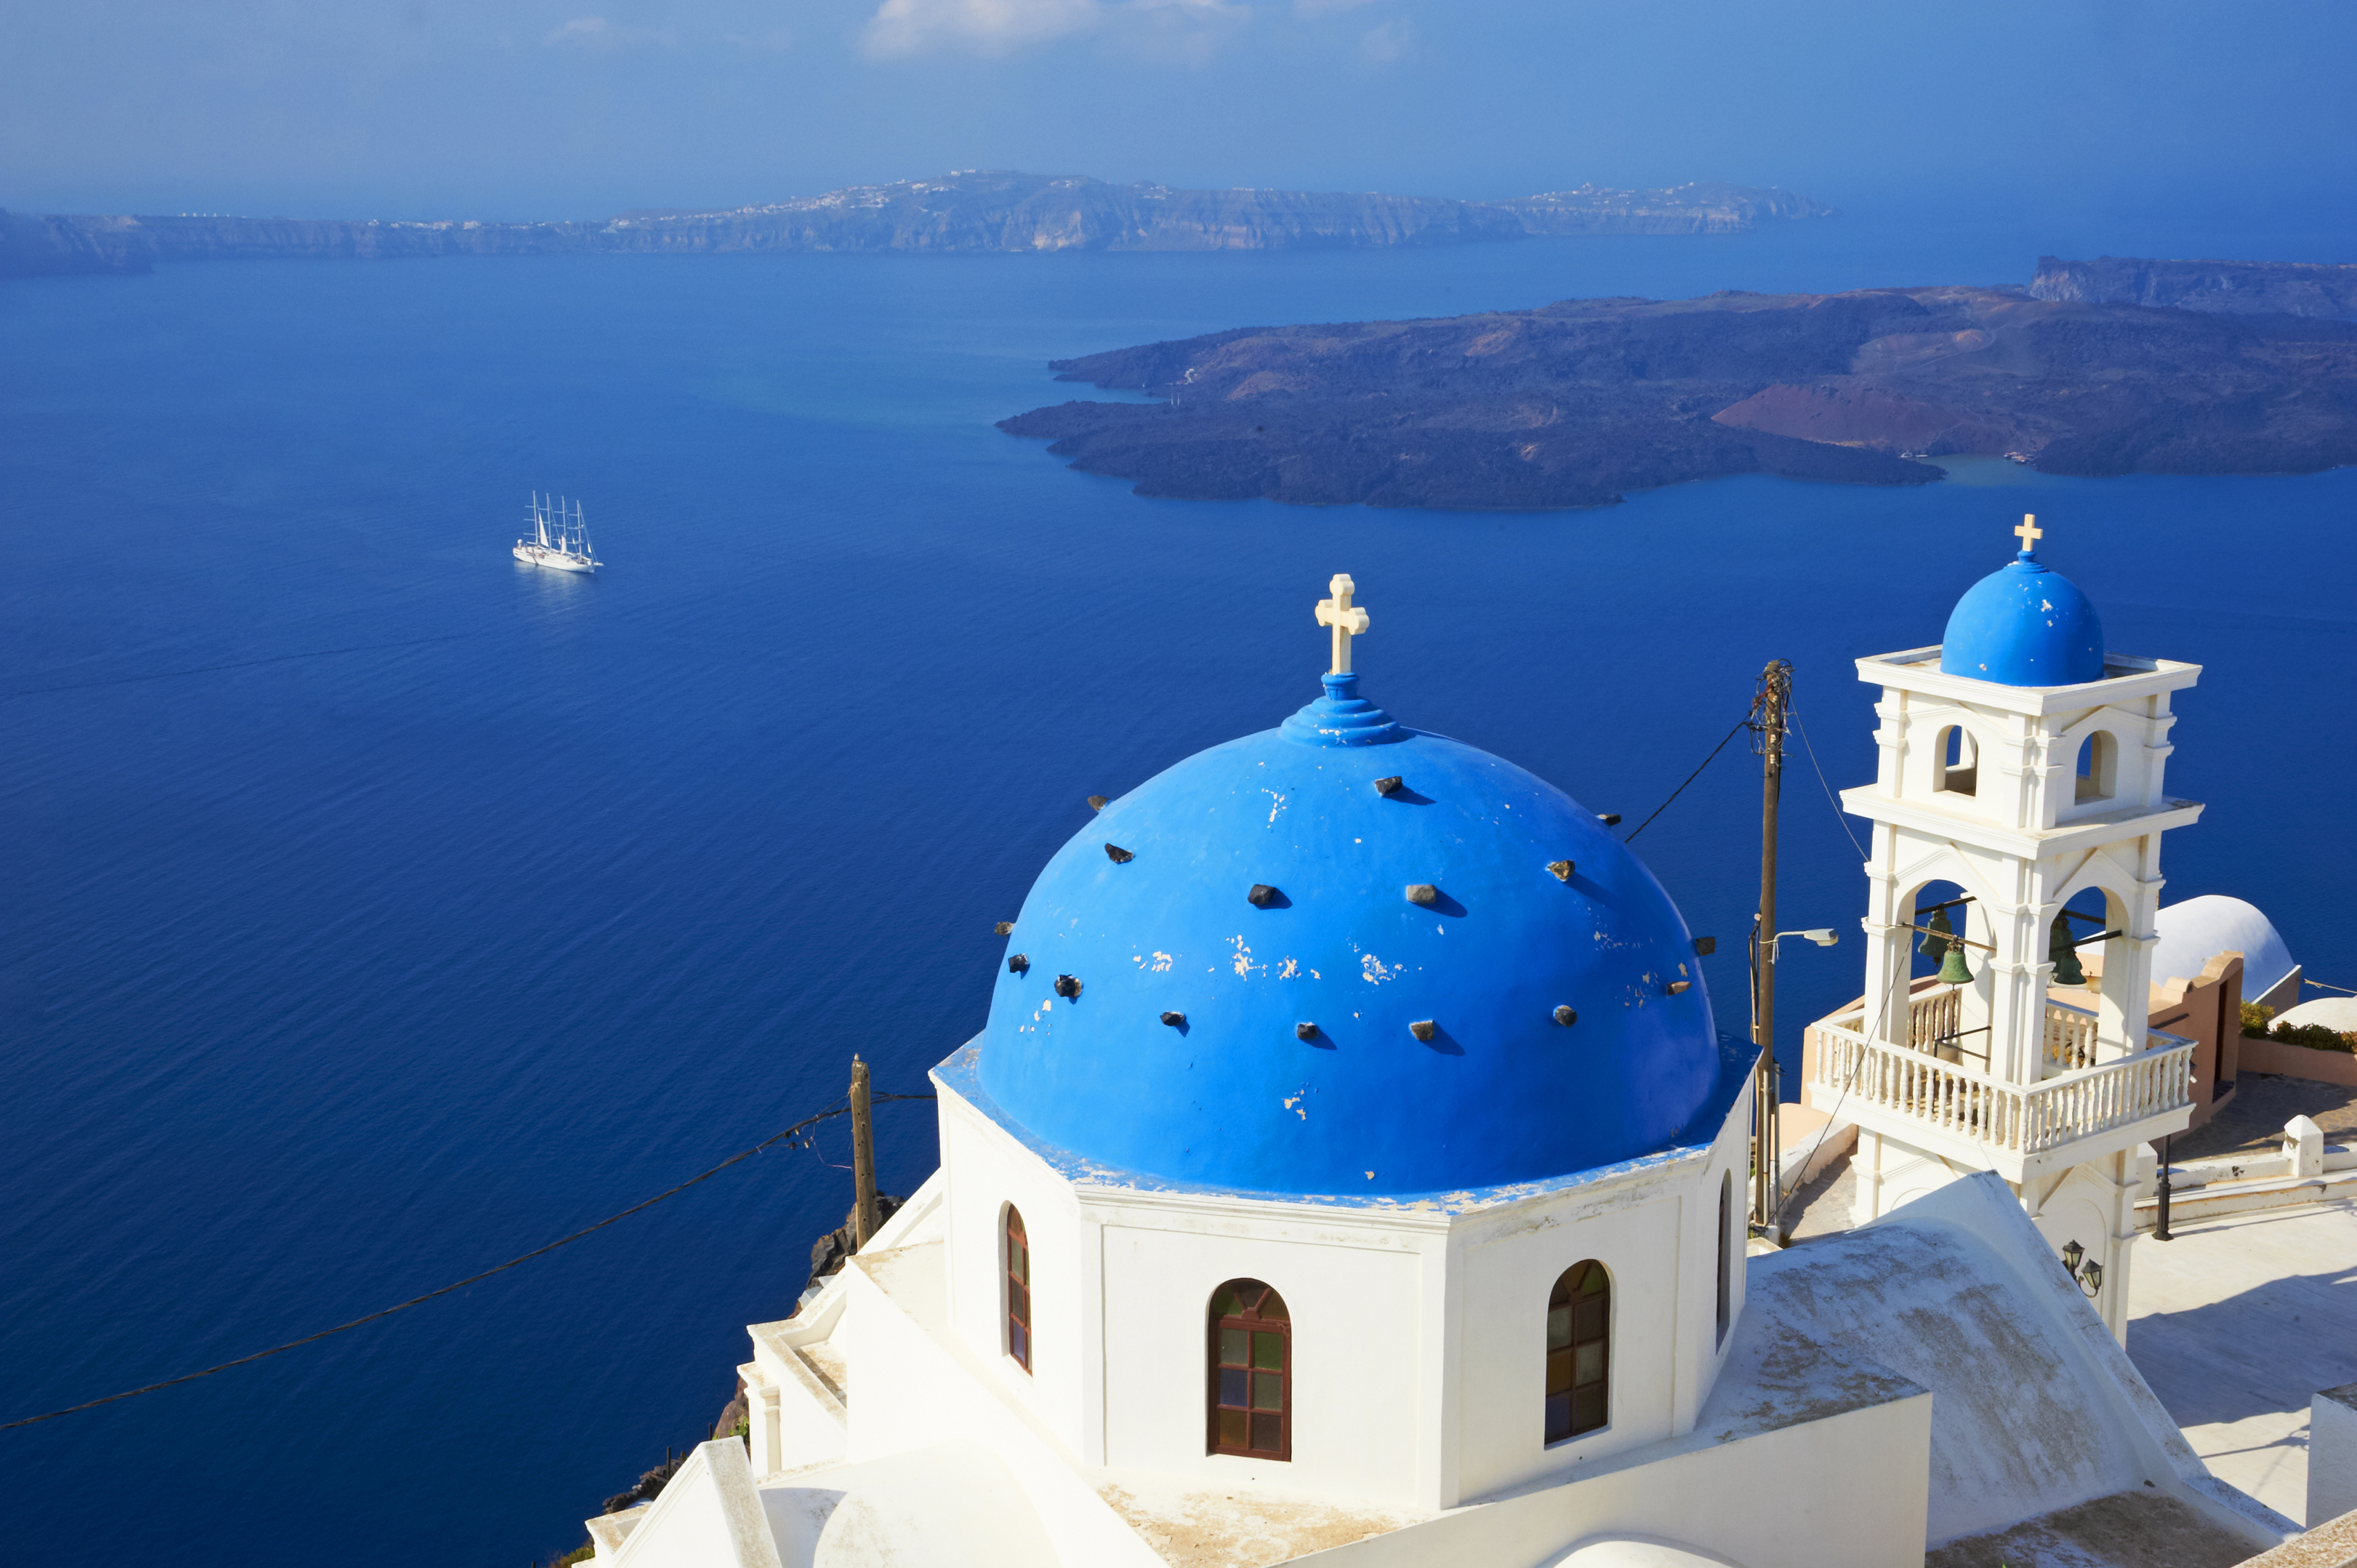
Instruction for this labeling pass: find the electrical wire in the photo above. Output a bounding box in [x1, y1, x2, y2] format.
[1791, 711, 1867, 861]
[1782, 974, 1903, 1216]
[0, 632, 480, 701]
[1621, 713, 1751, 843]
[0, 1091, 937, 1432]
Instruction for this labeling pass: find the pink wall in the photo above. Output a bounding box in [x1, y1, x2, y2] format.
[2238, 1034, 2357, 1088]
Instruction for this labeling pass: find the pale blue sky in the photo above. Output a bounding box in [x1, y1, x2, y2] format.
[4, 0, 2353, 223]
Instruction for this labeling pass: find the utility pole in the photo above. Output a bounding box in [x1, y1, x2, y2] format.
[850, 1056, 880, 1252]
[1751, 661, 1793, 1237]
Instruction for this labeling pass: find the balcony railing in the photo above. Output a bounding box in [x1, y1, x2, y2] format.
[1875, 986, 2185, 1076]
[2044, 999, 2100, 1072]
[1806, 1016, 2195, 1162]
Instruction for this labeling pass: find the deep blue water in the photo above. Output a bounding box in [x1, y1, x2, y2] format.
[4, 206, 2355, 1566]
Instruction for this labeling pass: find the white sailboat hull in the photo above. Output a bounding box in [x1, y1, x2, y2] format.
[513, 542, 598, 574]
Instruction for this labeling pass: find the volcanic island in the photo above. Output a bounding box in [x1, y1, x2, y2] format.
[998, 257, 2357, 509]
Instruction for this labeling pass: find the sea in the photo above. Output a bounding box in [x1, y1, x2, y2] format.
[4, 195, 2353, 1566]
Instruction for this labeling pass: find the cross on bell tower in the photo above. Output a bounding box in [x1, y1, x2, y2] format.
[1316, 574, 1370, 674]
[2014, 512, 2043, 556]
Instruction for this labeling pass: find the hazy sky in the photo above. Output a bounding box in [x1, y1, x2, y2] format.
[5, 0, 2355, 220]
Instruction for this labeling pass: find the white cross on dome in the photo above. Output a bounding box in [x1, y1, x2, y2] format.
[1316, 574, 1370, 675]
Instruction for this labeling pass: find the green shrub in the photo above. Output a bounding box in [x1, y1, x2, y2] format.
[2241, 1001, 2276, 1037]
[2272, 1021, 2357, 1054]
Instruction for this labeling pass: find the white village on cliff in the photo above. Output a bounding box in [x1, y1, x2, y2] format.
[585, 519, 2357, 1568]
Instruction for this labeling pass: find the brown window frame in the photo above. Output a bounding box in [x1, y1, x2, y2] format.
[1207, 1279, 1291, 1461]
[1005, 1205, 1032, 1373]
[1716, 1172, 1733, 1346]
[1545, 1260, 1609, 1444]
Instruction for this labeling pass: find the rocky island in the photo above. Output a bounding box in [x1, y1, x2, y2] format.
[1000, 263, 2357, 509]
[0, 171, 1829, 278]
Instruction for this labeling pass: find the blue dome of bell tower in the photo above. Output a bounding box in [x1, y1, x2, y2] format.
[1939, 514, 2106, 687]
[972, 576, 1723, 1199]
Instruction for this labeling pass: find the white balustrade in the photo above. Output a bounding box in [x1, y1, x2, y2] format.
[2044, 999, 2100, 1072]
[1807, 1017, 2194, 1160]
[1906, 987, 1961, 1054]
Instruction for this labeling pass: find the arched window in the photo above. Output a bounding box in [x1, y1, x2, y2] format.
[1934, 725, 1978, 796]
[1546, 1261, 1610, 1443]
[2074, 732, 2117, 802]
[1208, 1280, 1290, 1460]
[1004, 1206, 1031, 1373]
[1716, 1173, 1733, 1346]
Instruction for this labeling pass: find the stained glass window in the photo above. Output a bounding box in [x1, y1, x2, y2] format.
[1208, 1278, 1290, 1460]
[1545, 1260, 1609, 1443]
[1005, 1206, 1031, 1373]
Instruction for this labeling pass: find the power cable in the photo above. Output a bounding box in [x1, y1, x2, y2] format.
[1621, 713, 1751, 843]
[0, 632, 480, 701]
[0, 1091, 937, 1432]
[1791, 711, 1867, 861]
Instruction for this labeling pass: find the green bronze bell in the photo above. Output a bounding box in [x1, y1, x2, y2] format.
[1919, 906, 1956, 958]
[2049, 913, 2086, 987]
[1936, 937, 1974, 986]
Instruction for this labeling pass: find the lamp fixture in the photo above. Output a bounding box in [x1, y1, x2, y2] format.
[1763, 927, 1840, 964]
[2060, 1238, 2104, 1298]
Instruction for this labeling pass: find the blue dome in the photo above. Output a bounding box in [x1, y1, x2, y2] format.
[1939, 551, 2106, 687]
[974, 672, 1721, 1198]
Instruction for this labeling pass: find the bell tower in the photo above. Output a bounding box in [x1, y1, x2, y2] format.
[1804, 516, 2203, 1340]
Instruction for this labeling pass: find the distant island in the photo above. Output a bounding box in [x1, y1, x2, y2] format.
[998, 258, 2357, 510]
[0, 171, 1831, 278]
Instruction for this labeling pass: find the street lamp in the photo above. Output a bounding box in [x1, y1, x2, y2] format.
[1750, 923, 1840, 1243]
[1764, 928, 1839, 963]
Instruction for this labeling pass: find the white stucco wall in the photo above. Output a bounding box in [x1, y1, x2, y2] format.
[1097, 1203, 1430, 1497]
[1450, 1088, 1749, 1502]
[930, 1066, 1751, 1512]
[1296, 1392, 1930, 1568]
[938, 1097, 1096, 1456]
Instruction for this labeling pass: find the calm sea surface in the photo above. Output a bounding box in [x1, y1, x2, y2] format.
[4, 203, 2354, 1565]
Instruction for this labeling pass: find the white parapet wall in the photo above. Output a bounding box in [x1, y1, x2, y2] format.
[2313, 1385, 2357, 1529]
[601, 1439, 782, 1568]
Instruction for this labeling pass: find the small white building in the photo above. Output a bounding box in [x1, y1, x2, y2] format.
[593, 564, 2293, 1568]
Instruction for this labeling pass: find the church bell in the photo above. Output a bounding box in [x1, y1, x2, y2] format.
[1936, 938, 1975, 986]
[2049, 913, 2087, 987]
[1921, 906, 1974, 985]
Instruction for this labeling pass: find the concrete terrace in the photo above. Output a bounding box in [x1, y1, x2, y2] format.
[2129, 1198, 2357, 1523]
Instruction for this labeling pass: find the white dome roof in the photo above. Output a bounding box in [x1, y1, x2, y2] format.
[1547, 1540, 1744, 1568]
[2150, 895, 2295, 996]
[2276, 998, 2357, 1033]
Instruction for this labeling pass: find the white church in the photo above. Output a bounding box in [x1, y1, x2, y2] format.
[586, 529, 2303, 1568]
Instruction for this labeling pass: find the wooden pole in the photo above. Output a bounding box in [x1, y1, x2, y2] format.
[1752, 661, 1792, 1235]
[850, 1056, 880, 1252]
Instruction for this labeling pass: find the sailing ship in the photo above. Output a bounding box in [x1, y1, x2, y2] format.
[513, 493, 601, 574]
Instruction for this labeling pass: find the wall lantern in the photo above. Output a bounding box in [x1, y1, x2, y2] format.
[2060, 1238, 2104, 1298]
